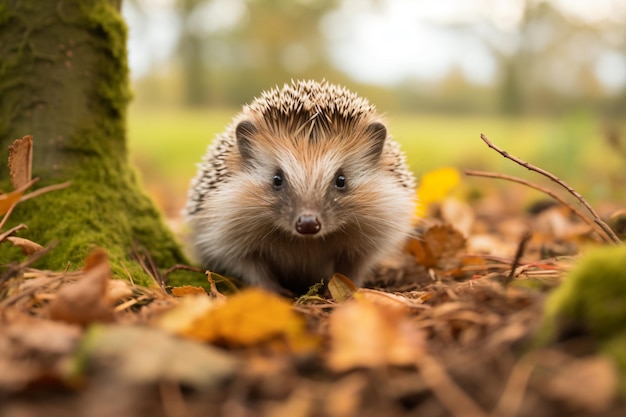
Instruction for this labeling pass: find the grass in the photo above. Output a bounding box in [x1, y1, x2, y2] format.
[127, 104, 626, 218]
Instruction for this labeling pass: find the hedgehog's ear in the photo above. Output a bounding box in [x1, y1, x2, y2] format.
[235, 120, 257, 163]
[364, 122, 386, 163]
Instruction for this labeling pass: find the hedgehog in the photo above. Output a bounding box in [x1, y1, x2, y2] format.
[185, 80, 416, 294]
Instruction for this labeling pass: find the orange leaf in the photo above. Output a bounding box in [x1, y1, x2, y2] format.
[0, 178, 39, 216]
[408, 224, 466, 270]
[0, 188, 25, 216]
[172, 286, 207, 297]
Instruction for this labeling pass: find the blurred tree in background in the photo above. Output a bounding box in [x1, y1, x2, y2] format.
[127, 0, 626, 117]
[173, 0, 341, 107]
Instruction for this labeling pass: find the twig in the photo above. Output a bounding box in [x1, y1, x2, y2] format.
[506, 229, 532, 285]
[416, 354, 489, 417]
[131, 242, 166, 293]
[490, 352, 538, 417]
[0, 224, 27, 242]
[465, 170, 614, 244]
[162, 264, 203, 283]
[478, 134, 622, 245]
[19, 180, 72, 203]
[0, 202, 18, 231]
[0, 178, 39, 230]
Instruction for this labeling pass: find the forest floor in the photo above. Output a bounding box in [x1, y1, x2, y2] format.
[1, 135, 626, 417]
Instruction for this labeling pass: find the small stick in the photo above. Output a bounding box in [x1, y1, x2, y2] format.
[490, 353, 538, 417]
[19, 180, 72, 203]
[465, 170, 614, 244]
[479, 134, 622, 245]
[416, 354, 489, 417]
[0, 203, 17, 231]
[0, 223, 27, 243]
[506, 229, 532, 285]
[163, 264, 203, 282]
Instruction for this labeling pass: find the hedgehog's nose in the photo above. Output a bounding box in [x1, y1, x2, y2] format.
[296, 214, 321, 235]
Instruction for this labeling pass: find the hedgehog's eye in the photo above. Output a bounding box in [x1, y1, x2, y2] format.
[273, 171, 283, 190]
[335, 174, 346, 190]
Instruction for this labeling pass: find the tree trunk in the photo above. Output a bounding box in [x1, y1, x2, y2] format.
[0, 0, 189, 285]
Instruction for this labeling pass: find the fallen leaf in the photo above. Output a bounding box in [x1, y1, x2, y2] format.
[164, 288, 319, 353]
[171, 285, 207, 297]
[79, 324, 239, 388]
[0, 188, 26, 216]
[328, 273, 357, 302]
[106, 280, 134, 304]
[407, 224, 466, 270]
[327, 297, 425, 371]
[0, 318, 82, 392]
[5, 236, 43, 255]
[8, 135, 33, 189]
[416, 167, 461, 217]
[440, 197, 475, 237]
[49, 249, 114, 325]
[356, 288, 427, 312]
[159, 294, 218, 334]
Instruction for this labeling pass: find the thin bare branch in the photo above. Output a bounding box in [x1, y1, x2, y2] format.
[506, 229, 532, 285]
[19, 180, 72, 203]
[0, 223, 27, 242]
[416, 354, 490, 417]
[465, 169, 614, 244]
[479, 134, 621, 244]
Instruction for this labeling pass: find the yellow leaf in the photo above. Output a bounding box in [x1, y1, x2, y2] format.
[415, 167, 460, 217]
[171, 288, 319, 353]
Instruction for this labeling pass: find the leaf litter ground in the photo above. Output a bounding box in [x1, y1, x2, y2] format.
[1, 136, 625, 417]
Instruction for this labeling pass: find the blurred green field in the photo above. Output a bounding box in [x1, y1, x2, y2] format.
[127, 105, 626, 217]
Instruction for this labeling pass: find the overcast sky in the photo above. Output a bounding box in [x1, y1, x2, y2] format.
[123, 0, 626, 90]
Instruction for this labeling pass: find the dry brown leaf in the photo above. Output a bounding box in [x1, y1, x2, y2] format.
[424, 224, 466, 261]
[407, 224, 466, 269]
[440, 198, 475, 237]
[106, 280, 134, 304]
[356, 288, 426, 312]
[8, 136, 33, 189]
[5, 236, 43, 255]
[8, 135, 33, 190]
[327, 297, 425, 371]
[328, 273, 357, 302]
[49, 249, 114, 325]
[171, 285, 207, 297]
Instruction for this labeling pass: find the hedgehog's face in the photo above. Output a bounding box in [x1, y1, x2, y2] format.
[234, 117, 392, 240]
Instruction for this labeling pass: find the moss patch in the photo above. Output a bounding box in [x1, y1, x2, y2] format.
[539, 245, 626, 395]
[0, 1, 205, 289]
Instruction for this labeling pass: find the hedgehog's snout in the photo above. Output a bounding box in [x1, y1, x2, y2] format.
[295, 214, 321, 235]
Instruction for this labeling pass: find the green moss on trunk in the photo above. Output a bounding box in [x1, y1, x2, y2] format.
[0, 1, 193, 286]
